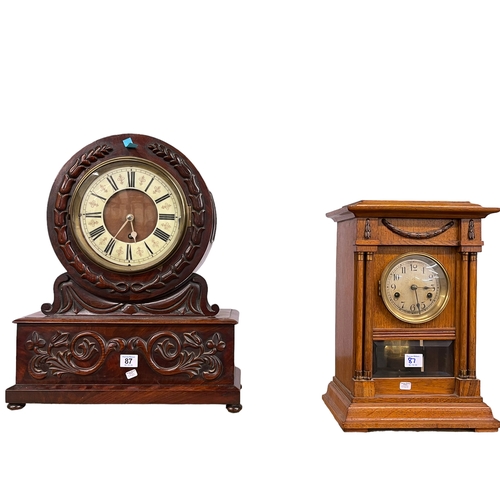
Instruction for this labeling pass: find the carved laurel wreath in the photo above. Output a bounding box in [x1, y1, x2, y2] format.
[26, 330, 226, 381]
[52, 143, 208, 294]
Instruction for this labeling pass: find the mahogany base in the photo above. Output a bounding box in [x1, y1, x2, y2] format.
[5, 309, 241, 412]
[6, 367, 241, 412]
[323, 376, 500, 432]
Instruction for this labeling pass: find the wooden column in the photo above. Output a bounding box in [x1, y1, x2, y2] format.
[468, 253, 478, 378]
[363, 252, 374, 379]
[458, 252, 469, 378]
[354, 251, 365, 380]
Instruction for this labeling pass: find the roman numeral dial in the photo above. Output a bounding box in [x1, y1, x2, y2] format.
[71, 158, 188, 272]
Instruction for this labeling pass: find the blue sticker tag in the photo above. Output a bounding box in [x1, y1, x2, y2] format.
[123, 137, 138, 149]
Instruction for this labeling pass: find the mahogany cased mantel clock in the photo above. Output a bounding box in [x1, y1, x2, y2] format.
[5, 133, 242, 412]
[323, 200, 500, 431]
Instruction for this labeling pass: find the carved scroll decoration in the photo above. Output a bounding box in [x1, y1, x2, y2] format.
[26, 330, 226, 381]
[382, 218, 454, 239]
[42, 273, 219, 316]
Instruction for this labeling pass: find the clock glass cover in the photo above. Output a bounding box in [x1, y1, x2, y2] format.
[380, 253, 450, 324]
[70, 157, 188, 272]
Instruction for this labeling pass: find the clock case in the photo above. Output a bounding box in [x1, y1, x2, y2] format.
[323, 200, 500, 431]
[5, 134, 241, 412]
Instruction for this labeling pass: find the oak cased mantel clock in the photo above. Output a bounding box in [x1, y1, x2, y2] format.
[5, 134, 242, 412]
[323, 200, 500, 431]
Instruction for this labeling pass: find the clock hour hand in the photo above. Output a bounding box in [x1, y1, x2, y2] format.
[128, 216, 137, 243]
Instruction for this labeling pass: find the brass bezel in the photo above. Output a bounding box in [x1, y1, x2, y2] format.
[380, 252, 450, 324]
[69, 157, 189, 273]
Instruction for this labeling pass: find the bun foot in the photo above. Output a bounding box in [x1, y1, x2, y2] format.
[226, 403, 242, 413]
[7, 403, 26, 410]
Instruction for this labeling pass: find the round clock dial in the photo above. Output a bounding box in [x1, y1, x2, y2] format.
[380, 253, 450, 324]
[70, 158, 188, 272]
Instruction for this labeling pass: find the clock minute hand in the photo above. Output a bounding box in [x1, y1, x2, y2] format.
[112, 214, 136, 240]
[112, 218, 130, 240]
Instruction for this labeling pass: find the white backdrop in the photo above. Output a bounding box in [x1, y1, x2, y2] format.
[1, 2, 499, 498]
